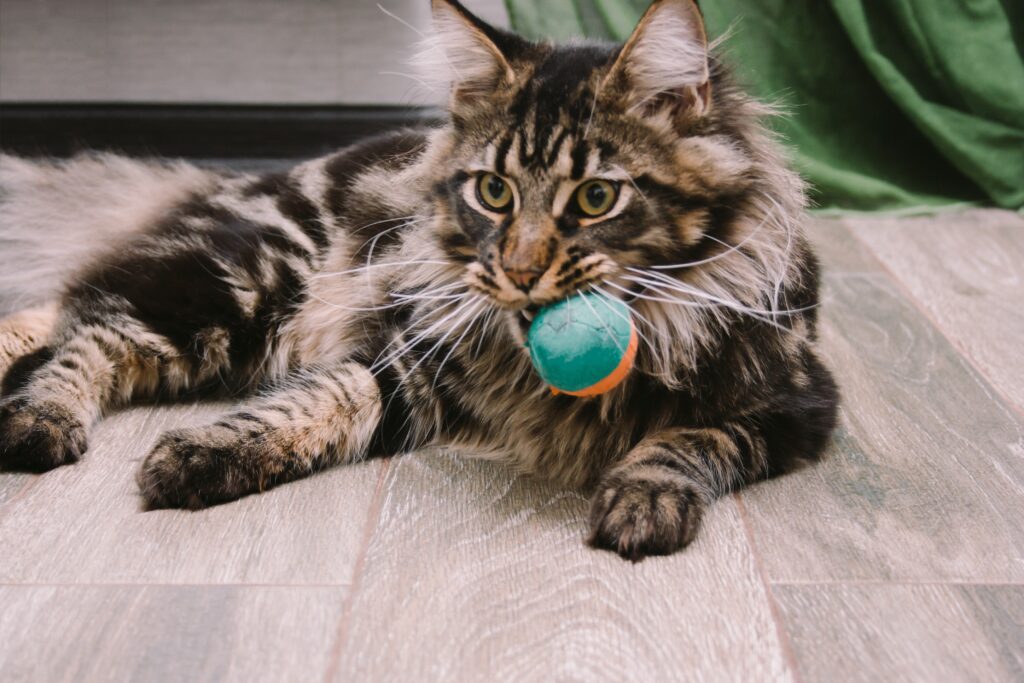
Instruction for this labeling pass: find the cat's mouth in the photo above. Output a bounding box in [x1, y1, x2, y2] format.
[515, 303, 541, 335]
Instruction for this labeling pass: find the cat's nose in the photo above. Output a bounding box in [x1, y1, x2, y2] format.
[505, 268, 544, 290]
[500, 218, 555, 291]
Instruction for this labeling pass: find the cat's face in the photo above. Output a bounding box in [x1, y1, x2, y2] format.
[427, 0, 758, 325]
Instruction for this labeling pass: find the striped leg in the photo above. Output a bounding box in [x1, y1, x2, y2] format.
[588, 423, 768, 561]
[0, 303, 58, 393]
[137, 363, 382, 509]
[0, 321, 149, 471]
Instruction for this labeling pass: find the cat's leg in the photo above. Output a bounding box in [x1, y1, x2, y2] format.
[0, 302, 58, 392]
[589, 402, 837, 561]
[587, 424, 765, 561]
[590, 355, 838, 561]
[137, 363, 381, 509]
[0, 312, 183, 471]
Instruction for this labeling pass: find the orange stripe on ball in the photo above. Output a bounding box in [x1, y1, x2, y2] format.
[561, 323, 638, 397]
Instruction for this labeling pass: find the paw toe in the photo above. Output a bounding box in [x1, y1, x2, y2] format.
[137, 429, 259, 510]
[0, 398, 87, 472]
[588, 476, 704, 561]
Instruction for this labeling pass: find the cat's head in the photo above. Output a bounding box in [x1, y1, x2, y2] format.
[423, 0, 802, 355]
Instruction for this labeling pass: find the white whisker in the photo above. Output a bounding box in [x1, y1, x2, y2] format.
[430, 299, 488, 392]
[369, 297, 462, 371]
[372, 296, 476, 374]
[310, 259, 450, 280]
[376, 3, 425, 37]
[604, 280, 706, 308]
[588, 283, 656, 349]
[577, 290, 627, 353]
[622, 274, 805, 333]
[396, 297, 484, 387]
[625, 268, 816, 317]
[649, 203, 773, 270]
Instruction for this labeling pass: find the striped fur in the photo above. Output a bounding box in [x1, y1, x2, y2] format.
[0, 0, 837, 560]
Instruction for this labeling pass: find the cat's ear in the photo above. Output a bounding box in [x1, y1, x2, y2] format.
[603, 0, 711, 118]
[420, 0, 516, 105]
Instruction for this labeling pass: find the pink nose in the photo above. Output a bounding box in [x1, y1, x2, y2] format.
[505, 268, 543, 290]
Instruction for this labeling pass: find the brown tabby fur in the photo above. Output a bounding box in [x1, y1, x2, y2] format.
[0, 0, 838, 560]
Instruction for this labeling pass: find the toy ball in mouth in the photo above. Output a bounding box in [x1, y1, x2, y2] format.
[525, 292, 637, 397]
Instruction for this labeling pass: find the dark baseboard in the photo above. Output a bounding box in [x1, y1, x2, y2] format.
[0, 104, 443, 159]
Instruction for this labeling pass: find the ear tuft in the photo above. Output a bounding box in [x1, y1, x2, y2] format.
[414, 0, 515, 105]
[606, 0, 710, 117]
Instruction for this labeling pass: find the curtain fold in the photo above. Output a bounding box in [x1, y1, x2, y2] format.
[503, 0, 1024, 212]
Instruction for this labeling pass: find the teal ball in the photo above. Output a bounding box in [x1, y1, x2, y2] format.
[526, 292, 637, 397]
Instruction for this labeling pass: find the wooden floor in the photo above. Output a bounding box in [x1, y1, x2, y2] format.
[1, 209, 1022, 682]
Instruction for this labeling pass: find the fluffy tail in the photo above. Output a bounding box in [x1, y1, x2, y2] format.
[0, 153, 216, 313]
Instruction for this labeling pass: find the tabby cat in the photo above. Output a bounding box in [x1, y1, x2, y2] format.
[0, 0, 838, 560]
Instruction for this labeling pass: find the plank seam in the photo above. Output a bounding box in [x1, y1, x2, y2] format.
[735, 491, 803, 683]
[769, 580, 1024, 587]
[321, 456, 392, 682]
[0, 582, 358, 588]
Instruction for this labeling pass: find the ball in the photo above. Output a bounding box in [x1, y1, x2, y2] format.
[526, 292, 637, 397]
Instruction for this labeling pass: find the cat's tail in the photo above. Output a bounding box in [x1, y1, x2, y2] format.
[0, 153, 216, 313]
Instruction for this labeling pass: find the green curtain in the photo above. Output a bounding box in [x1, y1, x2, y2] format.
[503, 0, 1024, 212]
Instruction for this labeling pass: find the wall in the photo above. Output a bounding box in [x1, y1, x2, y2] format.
[0, 0, 509, 104]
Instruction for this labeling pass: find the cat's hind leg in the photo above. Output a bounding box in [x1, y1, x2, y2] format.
[0, 302, 59, 394]
[137, 363, 382, 509]
[0, 307, 199, 471]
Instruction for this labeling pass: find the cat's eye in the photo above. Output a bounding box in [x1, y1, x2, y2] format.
[573, 179, 618, 217]
[476, 173, 514, 212]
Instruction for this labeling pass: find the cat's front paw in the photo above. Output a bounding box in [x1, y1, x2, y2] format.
[137, 427, 266, 510]
[587, 470, 705, 562]
[0, 396, 88, 472]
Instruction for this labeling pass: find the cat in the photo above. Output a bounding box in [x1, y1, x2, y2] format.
[0, 0, 838, 561]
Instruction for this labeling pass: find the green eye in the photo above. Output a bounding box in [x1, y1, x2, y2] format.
[574, 179, 617, 217]
[476, 173, 513, 212]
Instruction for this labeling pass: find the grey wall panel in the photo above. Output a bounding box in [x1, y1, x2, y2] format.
[0, 0, 508, 104]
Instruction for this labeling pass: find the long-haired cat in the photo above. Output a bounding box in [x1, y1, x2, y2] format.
[0, 0, 838, 560]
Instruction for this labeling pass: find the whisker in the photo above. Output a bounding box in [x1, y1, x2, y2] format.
[621, 275, 806, 333]
[309, 281, 465, 313]
[390, 285, 468, 302]
[396, 298, 485, 387]
[577, 289, 627, 353]
[306, 292, 407, 313]
[360, 217, 433, 289]
[430, 299, 488, 392]
[471, 306, 499, 359]
[588, 283, 656, 349]
[376, 3, 425, 37]
[609, 164, 652, 209]
[603, 280, 706, 308]
[356, 217, 426, 257]
[372, 296, 476, 375]
[310, 259, 451, 280]
[625, 269, 817, 317]
[368, 297, 462, 372]
[648, 205, 772, 271]
[350, 214, 420, 237]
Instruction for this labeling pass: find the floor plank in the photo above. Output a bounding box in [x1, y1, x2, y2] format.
[774, 584, 1024, 683]
[0, 402, 382, 585]
[844, 209, 1024, 413]
[0, 585, 347, 683]
[739, 219, 1024, 582]
[330, 451, 793, 682]
[0, 471, 30, 506]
